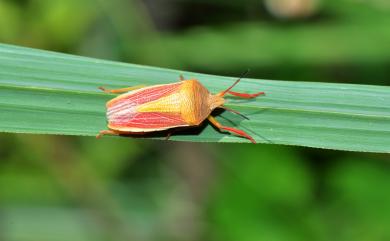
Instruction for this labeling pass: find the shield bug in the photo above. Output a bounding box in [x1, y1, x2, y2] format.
[97, 72, 264, 143]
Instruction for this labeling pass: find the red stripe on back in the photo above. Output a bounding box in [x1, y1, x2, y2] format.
[109, 112, 187, 130]
[107, 82, 182, 108]
[106, 82, 186, 131]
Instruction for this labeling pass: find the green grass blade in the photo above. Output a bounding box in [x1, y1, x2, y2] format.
[0, 43, 389, 153]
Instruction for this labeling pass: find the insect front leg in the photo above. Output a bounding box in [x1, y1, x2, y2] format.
[98, 85, 146, 94]
[227, 90, 265, 98]
[207, 116, 256, 143]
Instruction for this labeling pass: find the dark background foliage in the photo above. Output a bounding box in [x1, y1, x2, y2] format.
[0, 0, 389, 240]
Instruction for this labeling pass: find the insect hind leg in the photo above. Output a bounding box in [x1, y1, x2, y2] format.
[96, 130, 119, 139]
[98, 85, 146, 94]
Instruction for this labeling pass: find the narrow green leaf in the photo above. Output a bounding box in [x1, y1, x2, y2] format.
[0, 43, 389, 153]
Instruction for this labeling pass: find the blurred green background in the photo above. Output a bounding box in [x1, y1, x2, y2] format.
[0, 0, 389, 240]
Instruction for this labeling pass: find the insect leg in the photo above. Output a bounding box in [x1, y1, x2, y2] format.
[227, 91, 265, 99]
[165, 126, 193, 140]
[96, 130, 119, 138]
[179, 74, 186, 81]
[207, 116, 256, 143]
[219, 106, 249, 120]
[165, 132, 173, 140]
[98, 85, 146, 94]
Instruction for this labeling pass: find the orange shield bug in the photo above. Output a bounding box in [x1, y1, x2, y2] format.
[97, 72, 264, 143]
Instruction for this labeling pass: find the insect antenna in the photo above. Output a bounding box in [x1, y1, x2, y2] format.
[220, 106, 249, 120]
[219, 69, 250, 97]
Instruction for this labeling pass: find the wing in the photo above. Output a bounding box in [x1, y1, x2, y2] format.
[107, 82, 182, 108]
[106, 82, 188, 132]
[108, 112, 188, 132]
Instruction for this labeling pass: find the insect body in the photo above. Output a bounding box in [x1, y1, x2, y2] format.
[98, 74, 264, 143]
